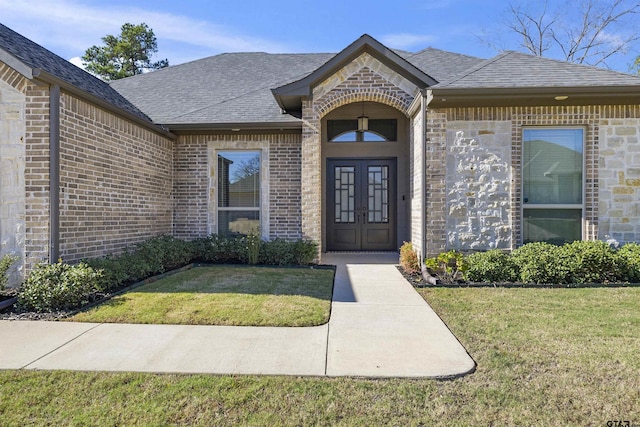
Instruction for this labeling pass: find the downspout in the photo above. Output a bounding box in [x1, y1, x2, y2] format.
[49, 84, 60, 262]
[420, 89, 427, 262]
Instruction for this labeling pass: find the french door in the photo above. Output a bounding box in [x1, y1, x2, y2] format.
[326, 158, 396, 251]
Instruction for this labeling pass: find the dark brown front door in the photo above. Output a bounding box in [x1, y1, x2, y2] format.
[326, 158, 396, 251]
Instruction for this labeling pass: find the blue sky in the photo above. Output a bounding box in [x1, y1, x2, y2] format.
[1, 0, 639, 72]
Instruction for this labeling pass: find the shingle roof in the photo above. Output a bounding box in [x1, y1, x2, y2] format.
[400, 47, 485, 83]
[110, 52, 335, 125]
[434, 50, 640, 89]
[0, 23, 153, 123]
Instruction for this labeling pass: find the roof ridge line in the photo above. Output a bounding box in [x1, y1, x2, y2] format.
[169, 69, 322, 120]
[436, 50, 514, 87]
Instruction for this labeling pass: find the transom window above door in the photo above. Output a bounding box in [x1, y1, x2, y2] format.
[327, 119, 397, 142]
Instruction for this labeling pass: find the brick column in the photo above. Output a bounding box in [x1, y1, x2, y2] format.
[300, 99, 322, 256]
[425, 109, 447, 257]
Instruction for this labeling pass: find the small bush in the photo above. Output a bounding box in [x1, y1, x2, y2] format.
[399, 242, 420, 275]
[18, 261, 104, 312]
[559, 240, 622, 284]
[618, 243, 640, 282]
[259, 238, 318, 265]
[1, 254, 18, 290]
[466, 250, 518, 283]
[259, 238, 291, 265]
[424, 250, 468, 283]
[511, 242, 570, 284]
[194, 235, 246, 264]
[292, 240, 318, 265]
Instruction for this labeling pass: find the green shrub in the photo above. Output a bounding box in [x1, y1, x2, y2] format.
[618, 243, 640, 282]
[258, 238, 291, 265]
[466, 250, 518, 282]
[399, 242, 420, 275]
[259, 238, 318, 265]
[424, 250, 468, 283]
[0, 254, 18, 290]
[18, 261, 104, 312]
[84, 236, 196, 290]
[512, 242, 571, 284]
[193, 235, 246, 264]
[559, 240, 622, 284]
[292, 240, 318, 265]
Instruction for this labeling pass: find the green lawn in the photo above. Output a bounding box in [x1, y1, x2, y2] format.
[2, 287, 638, 425]
[69, 266, 334, 327]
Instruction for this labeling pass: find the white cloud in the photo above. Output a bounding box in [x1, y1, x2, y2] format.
[380, 33, 436, 50]
[0, 0, 291, 64]
[68, 56, 85, 69]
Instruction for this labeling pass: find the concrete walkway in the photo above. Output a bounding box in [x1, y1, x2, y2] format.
[0, 253, 475, 378]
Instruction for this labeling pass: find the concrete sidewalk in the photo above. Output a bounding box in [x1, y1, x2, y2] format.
[0, 253, 475, 378]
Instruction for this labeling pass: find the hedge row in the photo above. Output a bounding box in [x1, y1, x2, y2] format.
[466, 241, 640, 284]
[17, 235, 318, 312]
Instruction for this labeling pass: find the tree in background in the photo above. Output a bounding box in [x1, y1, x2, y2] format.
[482, 0, 640, 70]
[82, 23, 169, 81]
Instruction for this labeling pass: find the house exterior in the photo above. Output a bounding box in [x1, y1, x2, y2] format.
[2, 23, 640, 285]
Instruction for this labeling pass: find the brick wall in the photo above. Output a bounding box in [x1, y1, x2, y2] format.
[173, 133, 302, 241]
[57, 93, 174, 261]
[424, 110, 447, 257]
[24, 84, 51, 270]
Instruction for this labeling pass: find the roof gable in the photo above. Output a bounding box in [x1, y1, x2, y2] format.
[272, 34, 438, 114]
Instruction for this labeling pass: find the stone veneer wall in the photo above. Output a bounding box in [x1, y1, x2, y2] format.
[302, 53, 417, 253]
[173, 133, 302, 241]
[58, 92, 174, 261]
[599, 117, 640, 242]
[0, 65, 27, 284]
[445, 121, 512, 250]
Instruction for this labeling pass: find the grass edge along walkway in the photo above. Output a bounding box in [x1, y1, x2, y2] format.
[69, 265, 335, 327]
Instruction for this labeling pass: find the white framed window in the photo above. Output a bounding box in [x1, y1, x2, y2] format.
[522, 127, 584, 244]
[217, 150, 260, 236]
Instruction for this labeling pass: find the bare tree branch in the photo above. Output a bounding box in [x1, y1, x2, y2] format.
[479, 0, 640, 70]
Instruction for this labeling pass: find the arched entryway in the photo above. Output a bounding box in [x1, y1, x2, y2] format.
[321, 102, 410, 251]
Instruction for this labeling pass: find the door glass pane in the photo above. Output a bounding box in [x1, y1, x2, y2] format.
[334, 166, 355, 223]
[367, 165, 389, 224]
[523, 209, 582, 245]
[523, 129, 583, 204]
